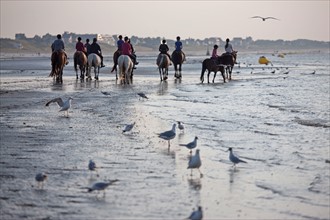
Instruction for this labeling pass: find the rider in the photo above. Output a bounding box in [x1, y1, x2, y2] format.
[89, 38, 105, 67]
[122, 36, 138, 67]
[175, 36, 186, 61]
[75, 37, 85, 52]
[159, 39, 172, 64]
[224, 38, 237, 63]
[84, 38, 91, 56]
[211, 44, 219, 59]
[51, 34, 68, 65]
[117, 35, 124, 52]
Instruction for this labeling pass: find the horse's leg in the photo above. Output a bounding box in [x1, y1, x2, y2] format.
[159, 68, 162, 81]
[229, 66, 232, 80]
[207, 70, 211, 84]
[222, 69, 226, 83]
[179, 64, 182, 78]
[200, 68, 205, 83]
[212, 71, 217, 83]
[95, 67, 99, 80]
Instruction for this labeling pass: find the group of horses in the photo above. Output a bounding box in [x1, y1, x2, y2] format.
[50, 51, 101, 83]
[157, 51, 185, 81]
[49, 50, 237, 84]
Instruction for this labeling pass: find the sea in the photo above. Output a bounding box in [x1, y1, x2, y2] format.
[0, 50, 329, 219]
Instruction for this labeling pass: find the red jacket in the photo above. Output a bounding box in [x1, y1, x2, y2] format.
[76, 42, 85, 52]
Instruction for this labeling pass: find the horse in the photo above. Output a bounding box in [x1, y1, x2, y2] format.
[157, 54, 170, 81]
[200, 57, 226, 83]
[87, 53, 101, 80]
[111, 50, 121, 79]
[220, 51, 237, 80]
[73, 51, 87, 79]
[117, 55, 134, 84]
[50, 50, 67, 83]
[171, 51, 184, 79]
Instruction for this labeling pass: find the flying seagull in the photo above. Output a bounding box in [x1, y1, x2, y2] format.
[45, 97, 73, 117]
[251, 16, 279, 21]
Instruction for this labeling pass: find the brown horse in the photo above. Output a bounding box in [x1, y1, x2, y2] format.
[171, 51, 185, 79]
[220, 52, 237, 80]
[74, 51, 87, 79]
[50, 50, 67, 83]
[157, 54, 170, 81]
[111, 50, 121, 79]
[200, 57, 226, 83]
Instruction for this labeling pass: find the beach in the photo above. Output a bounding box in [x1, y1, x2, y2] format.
[0, 52, 329, 219]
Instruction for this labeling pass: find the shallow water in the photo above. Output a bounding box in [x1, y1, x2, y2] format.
[0, 51, 329, 219]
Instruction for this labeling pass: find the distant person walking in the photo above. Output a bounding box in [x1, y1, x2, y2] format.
[89, 38, 105, 67]
[51, 34, 68, 65]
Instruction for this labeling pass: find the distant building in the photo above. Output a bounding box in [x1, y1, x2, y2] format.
[15, 33, 26, 40]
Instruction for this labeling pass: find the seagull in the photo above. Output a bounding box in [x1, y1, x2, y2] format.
[137, 92, 148, 100]
[45, 97, 73, 117]
[122, 122, 135, 133]
[88, 159, 97, 172]
[188, 206, 203, 220]
[101, 91, 111, 96]
[177, 121, 185, 132]
[188, 149, 202, 177]
[228, 147, 247, 167]
[180, 136, 198, 154]
[35, 172, 47, 188]
[157, 124, 176, 148]
[251, 16, 279, 21]
[87, 180, 119, 196]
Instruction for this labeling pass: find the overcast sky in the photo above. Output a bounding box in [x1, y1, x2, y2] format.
[1, 0, 329, 41]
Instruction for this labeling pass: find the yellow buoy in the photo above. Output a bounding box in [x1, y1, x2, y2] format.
[259, 56, 270, 65]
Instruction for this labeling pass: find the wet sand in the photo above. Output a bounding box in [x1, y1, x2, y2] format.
[1, 55, 329, 219]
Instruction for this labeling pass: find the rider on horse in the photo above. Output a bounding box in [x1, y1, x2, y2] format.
[84, 38, 91, 56]
[174, 36, 186, 61]
[159, 39, 172, 64]
[223, 38, 237, 62]
[51, 34, 68, 65]
[75, 37, 85, 53]
[122, 36, 138, 68]
[90, 38, 105, 67]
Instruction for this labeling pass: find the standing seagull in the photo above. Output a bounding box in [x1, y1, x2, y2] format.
[87, 179, 119, 197]
[188, 149, 202, 177]
[35, 172, 47, 188]
[157, 124, 176, 148]
[188, 206, 203, 220]
[122, 122, 135, 133]
[45, 97, 73, 117]
[251, 16, 279, 21]
[88, 159, 98, 176]
[180, 136, 198, 154]
[177, 121, 185, 132]
[228, 147, 247, 167]
[137, 92, 149, 100]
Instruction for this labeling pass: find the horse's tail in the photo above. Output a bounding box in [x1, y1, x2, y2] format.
[200, 60, 207, 81]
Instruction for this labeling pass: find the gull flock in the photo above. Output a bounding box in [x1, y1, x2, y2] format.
[41, 93, 249, 219]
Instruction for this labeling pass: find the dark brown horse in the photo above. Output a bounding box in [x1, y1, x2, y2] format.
[171, 51, 185, 79]
[200, 57, 225, 83]
[74, 51, 87, 79]
[111, 50, 121, 79]
[220, 52, 237, 80]
[50, 50, 67, 83]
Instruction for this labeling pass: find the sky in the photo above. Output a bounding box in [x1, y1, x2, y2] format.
[1, 0, 329, 41]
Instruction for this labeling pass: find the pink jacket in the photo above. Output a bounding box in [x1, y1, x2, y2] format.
[121, 42, 132, 55]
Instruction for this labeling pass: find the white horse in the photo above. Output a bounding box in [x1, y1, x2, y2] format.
[117, 55, 133, 84]
[157, 54, 170, 81]
[87, 53, 101, 80]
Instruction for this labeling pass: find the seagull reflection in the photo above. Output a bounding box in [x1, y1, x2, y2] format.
[188, 177, 202, 190]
